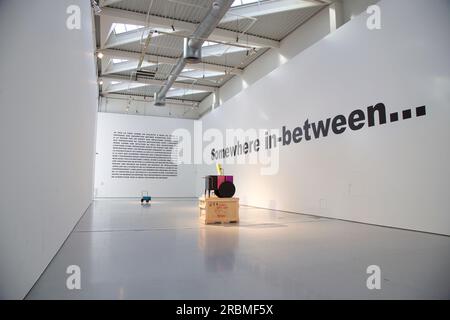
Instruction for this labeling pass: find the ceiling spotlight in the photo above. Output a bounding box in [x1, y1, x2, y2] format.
[97, 52, 104, 59]
[99, 80, 103, 85]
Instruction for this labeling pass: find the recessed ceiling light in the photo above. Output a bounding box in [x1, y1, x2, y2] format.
[97, 52, 104, 59]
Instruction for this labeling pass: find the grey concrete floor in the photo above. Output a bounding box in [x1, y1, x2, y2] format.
[26, 199, 450, 299]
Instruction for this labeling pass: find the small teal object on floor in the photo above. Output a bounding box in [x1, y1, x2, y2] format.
[141, 191, 151, 204]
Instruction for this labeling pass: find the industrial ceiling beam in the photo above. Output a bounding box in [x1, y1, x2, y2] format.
[101, 93, 200, 108]
[103, 82, 207, 99]
[179, 69, 227, 79]
[221, 0, 322, 24]
[103, 60, 155, 75]
[201, 44, 247, 56]
[99, 0, 123, 7]
[166, 88, 207, 98]
[103, 82, 148, 94]
[101, 75, 217, 93]
[100, 7, 279, 49]
[103, 28, 160, 49]
[98, 49, 243, 75]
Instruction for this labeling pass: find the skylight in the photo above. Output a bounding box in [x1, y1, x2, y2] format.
[111, 58, 128, 64]
[168, 89, 205, 97]
[151, 27, 176, 36]
[181, 69, 225, 77]
[231, 0, 261, 7]
[202, 41, 216, 47]
[113, 23, 144, 35]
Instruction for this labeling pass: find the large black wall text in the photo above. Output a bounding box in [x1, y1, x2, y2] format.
[211, 103, 427, 160]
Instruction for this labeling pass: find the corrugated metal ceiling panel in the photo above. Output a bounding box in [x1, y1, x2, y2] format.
[202, 47, 268, 68]
[108, 1, 323, 41]
[113, 34, 183, 57]
[107, 65, 230, 87]
[115, 41, 181, 59]
[116, 85, 160, 96]
[177, 73, 234, 86]
[101, 1, 326, 106]
[108, 0, 210, 23]
[173, 92, 211, 101]
[114, 86, 210, 101]
[112, 39, 256, 69]
[218, 5, 324, 41]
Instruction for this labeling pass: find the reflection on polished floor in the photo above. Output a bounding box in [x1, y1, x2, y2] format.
[26, 199, 450, 299]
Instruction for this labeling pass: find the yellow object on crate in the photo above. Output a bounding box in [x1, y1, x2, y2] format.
[199, 195, 239, 224]
[216, 163, 224, 175]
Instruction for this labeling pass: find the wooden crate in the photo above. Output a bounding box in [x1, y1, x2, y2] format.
[199, 196, 239, 224]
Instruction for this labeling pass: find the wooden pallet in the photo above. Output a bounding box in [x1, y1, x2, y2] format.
[199, 196, 239, 224]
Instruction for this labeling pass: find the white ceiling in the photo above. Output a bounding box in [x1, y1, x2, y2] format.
[96, 0, 328, 104]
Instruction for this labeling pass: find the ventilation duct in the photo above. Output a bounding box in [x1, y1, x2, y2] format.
[154, 0, 234, 106]
[183, 38, 202, 64]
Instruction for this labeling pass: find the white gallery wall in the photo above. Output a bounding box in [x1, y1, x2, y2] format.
[197, 0, 450, 235]
[0, 0, 98, 299]
[95, 113, 196, 198]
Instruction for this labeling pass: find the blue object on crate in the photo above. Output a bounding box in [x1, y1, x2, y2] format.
[141, 191, 151, 204]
